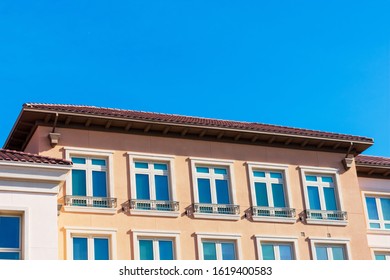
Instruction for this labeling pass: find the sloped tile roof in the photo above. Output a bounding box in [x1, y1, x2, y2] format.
[0, 149, 72, 166]
[355, 155, 390, 167]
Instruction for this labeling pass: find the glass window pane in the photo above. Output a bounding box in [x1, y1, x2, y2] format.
[366, 197, 379, 220]
[203, 242, 217, 260]
[380, 198, 390, 221]
[316, 246, 328, 260]
[135, 162, 149, 169]
[92, 159, 106, 166]
[272, 184, 286, 207]
[279, 245, 293, 260]
[94, 238, 109, 260]
[0, 252, 20, 260]
[332, 246, 345, 260]
[159, 240, 174, 260]
[0, 217, 20, 249]
[154, 163, 168, 170]
[72, 157, 86, 164]
[92, 171, 107, 197]
[270, 172, 282, 179]
[221, 243, 236, 260]
[139, 240, 154, 260]
[155, 175, 170, 201]
[253, 171, 266, 177]
[375, 254, 386, 260]
[72, 170, 87, 196]
[196, 167, 209, 173]
[216, 179, 230, 204]
[136, 174, 150, 200]
[73, 237, 88, 260]
[198, 178, 212, 203]
[385, 224, 390, 229]
[324, 188, 337, 211]
[321, 176, 334, 183]
[214, 168, 227, 175]
[370, 223, 381, 229]
[261, 244, 275, 260]
[255, 182, 269, 207]
[308, 186, 321, 210]
[306, 175, 317, 182]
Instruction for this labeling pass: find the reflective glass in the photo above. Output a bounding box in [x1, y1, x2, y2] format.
[136, 174, 150, 200]
[324, 187, 337, 211]
[155, 175, 170, 201]
[203, 242, 217, 260]
[308, 186, 321, 210]
[72, 170, 87, 196]
[366, 197, 379, 220]
[255, 182, 268, 207]
[0, 217, 20, 249]
[221, 243, 236, 260]
[279, 245, 293, 260]
[73, 237, 88, 260]
[261, 244, 275, 260]
[198, 178, 212, 204]
[92, 159, 106, 166]
[154, 163, 168, 170]
[316, 246, 328, 260]
[92, 171, 107, 197]
[216, 179, 230, 204]
[159, 240, 174, 260]
[139, 240, 154, 260]
[380, 198, 390, 221]
[272, 184, 286, 207]
[94, 238, 109, 260]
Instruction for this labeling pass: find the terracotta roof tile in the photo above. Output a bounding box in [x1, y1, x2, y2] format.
[0, 149, 72, 166]
[355, 155, 390, 167]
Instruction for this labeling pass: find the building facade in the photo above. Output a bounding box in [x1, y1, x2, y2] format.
[2, 103, 386, 260]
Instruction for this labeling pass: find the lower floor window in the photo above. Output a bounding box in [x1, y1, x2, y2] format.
[73, 236, 110, 260]
[203, 241, 236, 260]
[315, 244, 346, 260]
[261, 243, 294, 260]
[139, 239, 174, 260]
[0, 216, 21, 260]
[375, 252, 390, 260]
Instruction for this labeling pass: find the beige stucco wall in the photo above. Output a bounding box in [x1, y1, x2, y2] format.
[25, 126, 372, 260]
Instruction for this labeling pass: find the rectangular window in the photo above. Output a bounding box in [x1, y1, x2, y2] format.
[315, 244, 346, 260]
[72, 236, 110, 260]
[261, 243, 294, 260]
[196, 166, 231, 205]
[365, 196, 390, 230]
[139, 239, 174, 260]
[202, 241, 237, 260]
[0, 216, 21, 260]
[374, 252, 390, 260]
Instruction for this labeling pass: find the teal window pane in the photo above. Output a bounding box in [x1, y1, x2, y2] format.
[272, 184, 286, 207]
[324, 188, 337, 211]
[73, 238, 88, 260]
[0, 252, 20, 260]
[261, 244, 275, 260]
[216, 179, 230, 204]
[385, 224, 390, 229]
[279, 245, 293, 260]
[139, 240, 154, 260]
[321, 176, 334, 183]
[94, 238, 109, 260]
[155, 175, 169, 201]
[135, 162, 149, 169]
[316, 246, 328, 260]
[375, 254, 386, 260]
[92, 159, 106, 166]
[255, 182, 269, 207]
[214, 168, 227, 175]
[72, 170, 86, 196]
[203, 242, 217, 260]
[92, 171, 107, 197]
[370, 223, 381, 229]
[159, 240, 174, 260]
[366, 197, 379, 220]
[72, 157, 86, 164]
[0, 217, 20, 249]
[380, 198, 390, 221]
[308, 186, 321, 210]
[221, 243, 236, 260]
[198, 178, 211, 203]
[270, 172, 282, 179]
[306, 175, 317, 182]
[253, 171, 266, 177]
[332, 246, 345, 260]
[196, 167, 209, 173]
[154, 163, 168, 170]
[136, 174, 150, 200]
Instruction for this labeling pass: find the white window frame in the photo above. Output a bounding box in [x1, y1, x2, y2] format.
[299, 166, 346, 226]
[372, 248, 390, 260]
[309, 237, 351, 260]
[64, 147, 115, 214]
[132, 230, 181, 260]
[65, 226, 117, 260]
[128, 152, 178, 217]
[247, 162, 294, 223]
[190, 157, 239, 220]
[362, 191, 390, 231]
[255, 235, 299, 260]
[0, 215, 22, 260]
[196, 232, 242, 260]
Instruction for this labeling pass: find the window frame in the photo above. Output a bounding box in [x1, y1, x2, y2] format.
[362, 191, 390, 231]
[196, 232, 242, 260]
[65, 226, 117, 260]
[0, 214, 22, 260]
[128, 152, 178, 217]
[309, 238, 351, 260]
[247, 162, 295, 223]
[132, 230, 181, 260]
[372, 248, 390, 260]
[190, 157, 239, 220]
[255, 235, 299, 260]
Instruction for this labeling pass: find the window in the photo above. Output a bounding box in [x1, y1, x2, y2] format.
[300, 167, 347, 225]
[255, 236, 298, 260]
[132, 230, 180, 260]
[0, 216, 21, 260]
[310, 238, 350, 260]
[364, 195, 390, 230]
[374, 251, 390, 260]
[128, 153, 179, 217]
[66, 227, 117, 260]
[247, 163, 295, 223]
[191, 158, 239, 220]
[196, 233, 241, 260]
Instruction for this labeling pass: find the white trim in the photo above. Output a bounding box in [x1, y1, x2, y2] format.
[309, 237, 351, 260]
[189, 157, 235, 164]
[127, 152, 175, 159]
[63, 147, 115, 155]
[0, 161, 71, 171]
[255, 235, 299, 260]
[129, 209, 180, 218]
[196, 232, 242, 260]
[299, 166, 339, 173]
[65, 227, 117, 260]
[63, 206, 117, 214]
[132, 230, 181, 260]
[193, 213, 240, 220]
[371, 248, 390, 260]
[362, 191, 390, 231]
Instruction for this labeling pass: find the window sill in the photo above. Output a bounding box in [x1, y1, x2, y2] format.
[367, 229, 390, 235]
[129, 209, 180, 218]
[306, 219, 348, 226]
[193, 213, 240, 221]
[63, 206, 117, 215]
[252, 216, 296, 224]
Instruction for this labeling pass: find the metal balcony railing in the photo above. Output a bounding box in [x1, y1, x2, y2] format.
[305, 209, 347, 221]
[130, 199, 179, 212]
[252, 206, 296, 218]
[193, 203, 240, 215]
[64, 196, 117, 208]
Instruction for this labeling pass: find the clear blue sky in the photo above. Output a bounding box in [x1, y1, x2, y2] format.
[0, 1, 389, 156]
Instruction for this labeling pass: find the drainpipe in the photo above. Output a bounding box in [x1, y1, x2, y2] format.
[48, 113, 61, 147]
[342, 142, 354, 170]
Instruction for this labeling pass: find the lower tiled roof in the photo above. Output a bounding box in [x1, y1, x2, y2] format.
[0, 149, 72, 166]
[355, 155, 390, 167]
